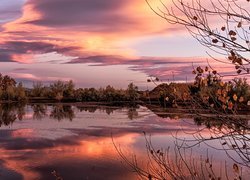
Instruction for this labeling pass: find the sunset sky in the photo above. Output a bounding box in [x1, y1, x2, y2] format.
[0, 0, 236, 89]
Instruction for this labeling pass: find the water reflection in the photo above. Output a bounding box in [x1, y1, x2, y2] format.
[116, 115, 250, 179]
[0, 103, 249, 179]
[50, 105, 75, 121]
[76, 105, 98, 113]
[0, 103, 25, 126]
[0, 130, 139, 179]
[194, 115, 249, 131]
[127, 107, 139, 120]
[0, 103, 143, 124]
[0, 103, 146, 179]
[191, 115, 250, 168]
[32, 104, 47, 120]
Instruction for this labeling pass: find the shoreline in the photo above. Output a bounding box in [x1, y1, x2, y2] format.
[0, 100, 249, 116]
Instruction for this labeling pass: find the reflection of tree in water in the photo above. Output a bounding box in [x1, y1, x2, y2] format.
[104, 107, 115, 115]
[194, 116, 249, 131]
[114, 134, 245, 180]
[16, 103, 25, 121]
[127, 107, 139, 120]
[115, 129, 249, 179]
[32, 104, 47, 120]
[50, 105, 75, 121]
[99, 106, 119, 115]
[99, 106, 121, 115]
[190, 115, 250, 168]
[145, 104, 192, 119]
[76, 105, 122, 115]
[115, 111, 250, 179]
[0, 103, 26, 126]
[76, 106, 97, 113]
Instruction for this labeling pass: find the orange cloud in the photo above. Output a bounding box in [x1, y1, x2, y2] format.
[0, 0, 176, 62]
[0, 0, 243, 83]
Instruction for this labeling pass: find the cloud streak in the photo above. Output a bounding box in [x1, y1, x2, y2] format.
[67, 55, 236, 82]
[25, 0, 132, 31]
[0, 40, 79, 63]
[0, 0, 242, 87]
[0, 0, 193, 64]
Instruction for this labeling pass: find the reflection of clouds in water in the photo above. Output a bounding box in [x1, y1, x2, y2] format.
[11, 128, 77, 140]
[0, 129, 140, 180]
[0, 104, 249, 179]
[37, 129, 77, 140]
[0, 104, 203, 139]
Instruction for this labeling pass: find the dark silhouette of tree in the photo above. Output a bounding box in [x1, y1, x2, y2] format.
[1, 74, 16, 91]
[31, 82, 47, 97]
[0, 74, 16, 101]
[63, 80, 75, 99]
[0, 73, 27, 101]
[49, 81, 65, 101]
[15, 83, 27, 101]
[126, 83, 139, 102]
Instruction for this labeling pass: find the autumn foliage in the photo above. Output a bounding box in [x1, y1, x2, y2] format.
[0, 73, 26, 101]
[191, 66, 250, 111]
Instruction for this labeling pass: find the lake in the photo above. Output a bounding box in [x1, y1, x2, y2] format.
[0, 103, 249, 179]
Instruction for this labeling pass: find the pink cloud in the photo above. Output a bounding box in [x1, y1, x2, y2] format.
[10, 72, 74, 83]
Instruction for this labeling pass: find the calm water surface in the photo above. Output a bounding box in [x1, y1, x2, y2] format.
[0, 103, 249, 179]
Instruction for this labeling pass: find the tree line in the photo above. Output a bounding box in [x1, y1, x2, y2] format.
[0, 71, 249, 111]
[0, 74, 140, 103]
[29, 80, 140, 102]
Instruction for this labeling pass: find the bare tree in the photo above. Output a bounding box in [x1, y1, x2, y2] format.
[113, 2, 250, 178]
[146, 0, 250, 76]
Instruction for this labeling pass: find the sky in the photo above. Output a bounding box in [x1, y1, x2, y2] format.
[0, 0, 240, 89]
